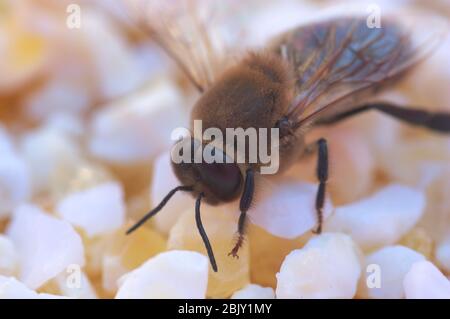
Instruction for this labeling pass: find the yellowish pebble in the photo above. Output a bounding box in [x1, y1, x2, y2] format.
[101, 224, 166, 293]
[126, 188, 152, 223]
[106, 224, 166, 270]
[81, 230, 115, 278]
[420, 167, 450, 241]
[108, 162, 153, 198]
[248, 224, 310, 288]
[168, 207, 250, 298]
[0, 14, 47, 92]
[51, 162, 114, 202]
[0, 220, 7, 233]
[399, 227, 434, 260]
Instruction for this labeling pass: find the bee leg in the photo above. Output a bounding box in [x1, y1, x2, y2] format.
[229, 169, 254, 258]
[195, 192, 218, 272]
[312, 138, 328, 234]
[317, 103, 450, 133]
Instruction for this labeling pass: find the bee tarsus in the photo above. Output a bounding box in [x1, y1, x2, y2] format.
[228, 169, 255, 258]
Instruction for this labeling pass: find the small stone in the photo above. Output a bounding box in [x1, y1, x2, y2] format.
[248, 224, 310, 288]
[0, 126, 14, 154]
[77, 9, 147, 100]
[404, 261, 450, 299]
[102, 224, 166, 294]
[420, 167, 450, 242]
[56, 182, 126, 238]
[398, 227, 434, 260]
[379, 138, 450, 188]
[168, 207, 250, 298]
[115, 251, 209, 299]
[0, 151, 31, 219]
[89, 80, 187, 164]
[0, 276, 38, 299]
[20, 126, 82, 195]
[82, 232, 113, 278]
[0, 235, 18, 276]
[436, 236, 450, 274]
[44, 114, 85, 139]
[0, 276, 66, 299]
[324, 129, 375, 205]
[0, 11, 48, 93]
[276, 233, 362, 299]
[23, 76, 91, 121]
[357, 245, 425, 299]
[231, 284, 275, 299]
[325, 184, 425, 251]
[249, 179, 333, 239]
[400, 33, 450, 111]
[6, 204, 85, 289]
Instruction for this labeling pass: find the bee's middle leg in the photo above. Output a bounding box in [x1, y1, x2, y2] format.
[229, 169, 254, 258]
[307, 138, 329, 234]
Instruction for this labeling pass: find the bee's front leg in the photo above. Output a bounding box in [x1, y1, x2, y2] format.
[309, 138, 329, 234]
[229, 169, 254, 258]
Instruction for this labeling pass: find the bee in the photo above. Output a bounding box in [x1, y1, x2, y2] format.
[126, 2, 450, 272]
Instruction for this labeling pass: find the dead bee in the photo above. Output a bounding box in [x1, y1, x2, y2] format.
[126, 3, 450, 272]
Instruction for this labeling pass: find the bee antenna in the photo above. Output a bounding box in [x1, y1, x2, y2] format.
[126, 185, 193, 235]
[195, 192, 218, 272]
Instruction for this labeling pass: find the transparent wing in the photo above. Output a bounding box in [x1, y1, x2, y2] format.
[125, 0, 232, 93]
[270, 15, 448, 129]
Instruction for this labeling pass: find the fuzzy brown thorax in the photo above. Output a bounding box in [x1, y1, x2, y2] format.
[172, 52, 297, 205]
[191, 52, 295, 132]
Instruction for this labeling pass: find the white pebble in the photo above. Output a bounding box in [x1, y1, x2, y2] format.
[0, 235, 18, 276]
[89, 80, 187, 163]
[23, 75, 91, 121]
[0, 126, 14, 154]
[276, 233, 362, 299]
[56, 182, 125, 237]
[401, 32, 450, 110]
[20, 127, 82, 194]
[0, 127, 30, 218]
[358, 245, 425, 299]
[404, 261, 450, 299]
[231, 284, 275, 299]
[0, 152, 31, 219]
[79, 10, 146, 99]
[44, 113, 85, 139]
[115, 251, 208, 299]
[436, 236, 450, 274]
[0, 276, 66, 299]
[249, 180, 333, 239]
[151, 152, 195, 234]
[325, 184, 425, 251]
[6, 205, 85, 289]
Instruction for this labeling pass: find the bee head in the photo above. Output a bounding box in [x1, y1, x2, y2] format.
[171, 137, 243, 205]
